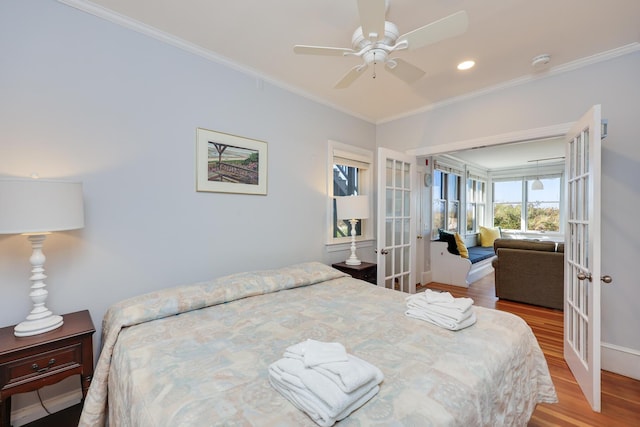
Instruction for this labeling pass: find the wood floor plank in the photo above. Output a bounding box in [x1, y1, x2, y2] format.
[418, 275, 640, 426]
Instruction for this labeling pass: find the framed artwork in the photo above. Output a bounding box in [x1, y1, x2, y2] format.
[196, 128, 267, 195]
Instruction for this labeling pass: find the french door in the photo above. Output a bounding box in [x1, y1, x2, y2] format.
[376, 148, 416, 293]
[564, 104, 607, 412]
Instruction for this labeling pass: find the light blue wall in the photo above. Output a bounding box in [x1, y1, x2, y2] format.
[378, 51, 640, 356]
[0, 0, 375, 344]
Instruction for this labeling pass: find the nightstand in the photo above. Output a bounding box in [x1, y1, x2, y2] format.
[332, 262, 377, 285]
[0, 310, 95, 427]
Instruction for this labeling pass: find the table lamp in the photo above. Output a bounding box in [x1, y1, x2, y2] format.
[0, 178, 84, 337]
[336, 195, 369, 265]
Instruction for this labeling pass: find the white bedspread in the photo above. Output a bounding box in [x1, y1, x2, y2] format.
[79, 262, 557, 426]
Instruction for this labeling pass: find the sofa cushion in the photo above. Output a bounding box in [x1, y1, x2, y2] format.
[438, 229, 459, 255]
[479, 226, 501, 247]
[454, 233, 469, 258]
[494, 238, 557, 252]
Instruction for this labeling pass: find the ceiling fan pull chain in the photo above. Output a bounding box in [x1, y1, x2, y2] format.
[372, 51, 377, 79]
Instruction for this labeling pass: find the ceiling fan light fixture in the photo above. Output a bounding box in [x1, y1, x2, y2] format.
[294, 1, 469, 88]
[457, 60, 475, 70]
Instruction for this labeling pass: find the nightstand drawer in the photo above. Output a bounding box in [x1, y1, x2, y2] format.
[1, 344, 82, 390]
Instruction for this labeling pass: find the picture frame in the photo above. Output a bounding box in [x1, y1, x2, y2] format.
[196, 128, 267, 195]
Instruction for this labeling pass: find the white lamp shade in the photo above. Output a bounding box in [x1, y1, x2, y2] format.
[531, 179, 544, 190]
[336, 195, 369, 220]
[0, 179, 85, 234]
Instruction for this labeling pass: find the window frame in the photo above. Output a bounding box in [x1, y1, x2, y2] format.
[492, 173, 563, 235]
[466, 177, 486, 233]
[431, 168, 462, 238]
[326, 140, 374, 247]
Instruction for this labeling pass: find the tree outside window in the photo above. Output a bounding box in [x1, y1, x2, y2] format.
[493, 177, 561, 232]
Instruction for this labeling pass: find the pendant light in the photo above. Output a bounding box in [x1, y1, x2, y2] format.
[531, 160, 544, 190]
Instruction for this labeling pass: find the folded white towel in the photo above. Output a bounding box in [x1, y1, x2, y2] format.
[406, 299, 473, 323]
[430, 297, 474, 312]
[269, 373, 379, 427]
[269, 358, 380, 426]
[405, 308, 477, 331]
[406, 292, 474, 313]
[312, 354, 384, 393]
[271, 358, 380, 410]
[423, 289, 455, 304]
[284, 339, 349, 367]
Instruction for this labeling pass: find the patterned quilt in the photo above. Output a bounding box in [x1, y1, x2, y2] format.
[79, 262, 557, 426]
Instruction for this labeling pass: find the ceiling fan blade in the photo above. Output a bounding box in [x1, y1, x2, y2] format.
[398, 10, 468, 50]
[293, 45, 354, 56]
[357, 0, 386, 40]
[386, 58, 425, 83]
[335, 64, 368, 89]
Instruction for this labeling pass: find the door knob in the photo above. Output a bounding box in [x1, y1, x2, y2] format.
[601, 275, 613, 284]
[577, 272, 592, 281]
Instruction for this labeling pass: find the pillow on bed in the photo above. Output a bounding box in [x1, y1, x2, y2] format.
[454, 233, 469, 258]
[479, 226, 501, 247]
[438, 229, 460, 255]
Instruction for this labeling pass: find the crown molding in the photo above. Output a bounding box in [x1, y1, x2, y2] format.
[379, 42, 640, 124]
[57, 0, 376, 124]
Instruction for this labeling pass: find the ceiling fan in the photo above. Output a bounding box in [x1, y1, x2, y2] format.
[293, 0, 468, 89]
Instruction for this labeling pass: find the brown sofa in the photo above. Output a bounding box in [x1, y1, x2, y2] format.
[491, 239, 564, 310]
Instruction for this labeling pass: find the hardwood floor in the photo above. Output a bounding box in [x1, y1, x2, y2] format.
[418, 275, 640, 427]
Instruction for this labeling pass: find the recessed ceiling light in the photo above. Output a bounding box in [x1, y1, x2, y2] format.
[457, 60, 475, 71]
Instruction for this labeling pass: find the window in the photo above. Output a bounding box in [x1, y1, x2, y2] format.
[493, 180, 523, 230]
[327, 141, 373, 245]
[431, 169, 461, 238]
[466, 178, 486, 233]
[493, 177, 561, 232]
[526, 178, 561, 232]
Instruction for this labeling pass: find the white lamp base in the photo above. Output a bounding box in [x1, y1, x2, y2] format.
[14, 234, 64, 337]
[14, 314, 63, 337]
[345, 219, 362, 266]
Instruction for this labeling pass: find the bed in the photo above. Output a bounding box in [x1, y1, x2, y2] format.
[79, 262, 557, 426]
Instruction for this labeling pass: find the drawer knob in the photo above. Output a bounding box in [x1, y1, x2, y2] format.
[32, 358, 56, 373]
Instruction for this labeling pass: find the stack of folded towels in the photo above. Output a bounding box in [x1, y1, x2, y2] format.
[268, 339, 384, 427]
[405, 289, 476, 331]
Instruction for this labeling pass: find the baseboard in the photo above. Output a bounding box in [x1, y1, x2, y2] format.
[10, 386, 82, 427]
[421, 271, 432, 286]
[602, 342, 640, 381]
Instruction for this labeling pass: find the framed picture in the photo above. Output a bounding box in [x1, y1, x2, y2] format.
[196, 128, 267, 195]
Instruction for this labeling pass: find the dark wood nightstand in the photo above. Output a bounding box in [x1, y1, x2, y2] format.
[0, 310, 95, 427]
[332, 262, 377, 285]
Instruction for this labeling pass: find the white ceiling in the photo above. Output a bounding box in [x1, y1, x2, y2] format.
[449, 137, 566, 170]
[64, 0, 640, 124]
